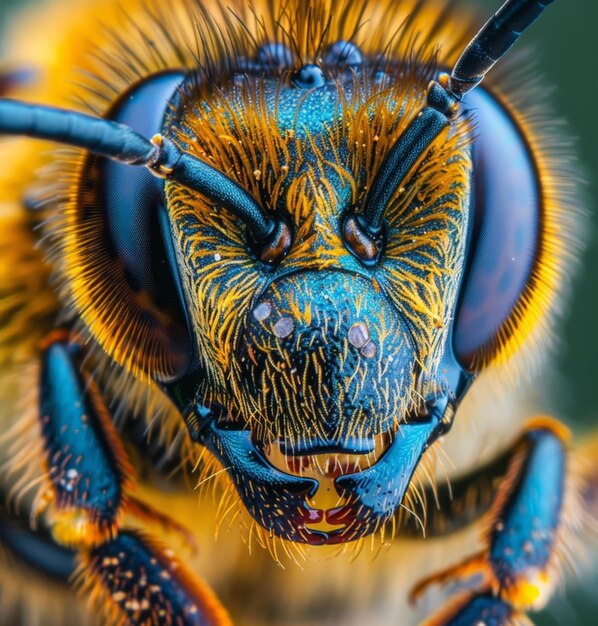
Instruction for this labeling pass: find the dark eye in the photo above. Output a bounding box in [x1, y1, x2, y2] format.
[71, 71, 192, 382]
[452, 87, 540, 370]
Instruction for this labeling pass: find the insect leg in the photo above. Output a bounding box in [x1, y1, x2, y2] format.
[410, 418, 578, 626]
[80, 529, 230, 626]
[0, 508, 94, 625]
[31, 332, 132, 544]
[23, 332, 231, 625]
[0, 509, 75, 579]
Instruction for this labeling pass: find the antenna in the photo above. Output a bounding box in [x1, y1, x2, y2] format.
[0, 99, 281, 249]
[449, 0, 555, 98]
[351, 0, 556, 250]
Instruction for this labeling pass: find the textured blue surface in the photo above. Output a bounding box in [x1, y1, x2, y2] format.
[40, 341, 122, 522]
[240, 271, 416, 444]
[199, 422, 323, 544]
[444, 592, 516, 626]
[489, 428, 565, 582]
[91, 531, 212, 625]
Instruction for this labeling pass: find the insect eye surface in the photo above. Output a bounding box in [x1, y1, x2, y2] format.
[101, 72, 184, 302]
[67, 71, 192, 381]
[292, 64, 327, 88]
[453, 87, 540, 371]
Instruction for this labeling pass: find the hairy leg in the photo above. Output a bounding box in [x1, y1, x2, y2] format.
[3, 333, 231, 626]
[410, 419, 589, 625]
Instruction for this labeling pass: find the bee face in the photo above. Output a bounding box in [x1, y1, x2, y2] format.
[0, 2, 590, 625]
[7, 0, 571, 548]
[160, 48, 472, 542]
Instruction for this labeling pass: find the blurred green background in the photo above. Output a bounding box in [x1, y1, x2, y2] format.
[0, 0, 596, 624]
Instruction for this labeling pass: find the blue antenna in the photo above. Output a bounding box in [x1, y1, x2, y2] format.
[0, 100, 280, 248]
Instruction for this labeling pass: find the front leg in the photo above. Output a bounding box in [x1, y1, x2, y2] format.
[411, 419, 576, 625]
[20, 332, 231, 626]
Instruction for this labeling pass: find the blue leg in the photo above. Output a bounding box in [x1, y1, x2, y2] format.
[81, 530, 229, 626]
[32, 332, 132, 546]
[411, 419, 571, 625]
[12, 333, 231, 625]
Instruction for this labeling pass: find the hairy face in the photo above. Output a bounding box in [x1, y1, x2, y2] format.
[36, 0, 569, 554]
[165, 63, 471, 543]
[52, 0, 481, 547]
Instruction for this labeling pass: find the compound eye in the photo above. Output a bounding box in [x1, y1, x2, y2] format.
[67, 71, 192, 382]
[453, 87, 540, 371]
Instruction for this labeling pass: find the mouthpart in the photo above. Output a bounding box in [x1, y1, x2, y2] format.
[187, 400, 448, 545]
